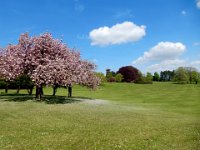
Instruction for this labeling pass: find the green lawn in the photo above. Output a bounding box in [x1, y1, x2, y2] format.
[0, 82, 200, 150]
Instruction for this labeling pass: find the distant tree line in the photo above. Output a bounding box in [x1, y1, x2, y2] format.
[95, 66, 200, 84]
[95, 66, 153, 84]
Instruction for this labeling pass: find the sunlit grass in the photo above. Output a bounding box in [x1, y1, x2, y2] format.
[0, 82, 199, 149]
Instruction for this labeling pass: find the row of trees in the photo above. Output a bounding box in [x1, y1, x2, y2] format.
[151, 67, 200, 84]
[174, 67, 200, 84]
[97, 66, 200, 84]
[0, 33, 100, 99]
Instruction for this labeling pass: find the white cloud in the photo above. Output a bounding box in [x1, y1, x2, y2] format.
[74, 0, 85, 12]
[75, 4, 84, 12]
[181, 10, 186, 15]
[146, 59, 186, 73]
[190, 60, 200, 70]
[114, 9, 133, 19]
[89, 21, 146, 46]
[132, 42, 186, 65]
[92, 59, 98, 63]
[145, 59, 200, 73]
[191, 60, 200, 65]
[196, 0, 200, 9]
[193, 42, 200, 46]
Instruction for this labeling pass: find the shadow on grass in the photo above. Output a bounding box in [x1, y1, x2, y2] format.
[43, 96, 81, 104]
[0, 94, 92, 104]
[0, 93, 32, 102]
[72, 96, 93, 100]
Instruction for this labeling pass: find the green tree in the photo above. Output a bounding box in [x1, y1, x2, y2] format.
[134, 73, 152, 84]
[174, 67, 189, 84]
[191, 71, 200, 84]
[153, 72, 160, 81]
[106, 72, 113, 82]
[115, 73, 123, 82]
[106, 69, 116, 82]
[160, 70, 175, 81]
[184, 67, 197, 84]
[95, 72, 106, 83]
[146, 72, 153, 81]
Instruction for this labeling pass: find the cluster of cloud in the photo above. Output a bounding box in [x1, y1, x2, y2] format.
[145, 59, 186, 73]
[145, 59, 200, 73]
[132, 42, 186, 64]
[89, 21, 146, 46]
[132, 41, 200, 72]
[87, 1, 199, 72]
[191, 60, 200, 67]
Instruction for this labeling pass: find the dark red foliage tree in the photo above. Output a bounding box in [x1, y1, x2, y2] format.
[117, 66, 140, 82]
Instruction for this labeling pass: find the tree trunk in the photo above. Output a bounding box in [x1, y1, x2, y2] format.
[68, 85, 72, 97]
[36, 85, 42, 100]
[17, 86, 20, 94]
[5, 82, 8, 94]
[41, 86, 44, 95]
[28, 85, 34, 95]
[53, 85, 58, 96]
[5, 86, 8, 94]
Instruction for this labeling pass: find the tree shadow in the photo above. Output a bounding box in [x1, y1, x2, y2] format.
[41, 95, 94, 104]
[0, 94, 93, 104]
[0, 94, 33, 102]
[73, 96, 93, 100]
[42, 96, 81, 104]
[172, 82, 187, 84]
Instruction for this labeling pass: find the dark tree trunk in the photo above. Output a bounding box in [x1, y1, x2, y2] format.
[5, 82, 8, 94]
[29, 87, 33, 95]
[17, 86, 20, 94]
[5, 86, 8, 94]
[53, 84, 58, 96]
[53, 87, 56, 96]
[68, 84, 72, 97]
[36, 85, 43, 100]
[36, 85, 40, 99]
[28, 85, 34, 95]
[41, 86, 44, 95]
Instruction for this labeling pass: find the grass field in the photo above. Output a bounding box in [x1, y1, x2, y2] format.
[0, 82, 200, 150]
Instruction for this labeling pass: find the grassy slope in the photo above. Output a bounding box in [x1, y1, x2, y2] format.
[0, 82, 199, 150]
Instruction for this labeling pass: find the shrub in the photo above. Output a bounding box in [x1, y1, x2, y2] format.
[134, 76, 153, 84]
[95, 72, 106, 83]
[115, 73, 123, 82]
[108, 77, 116, 82]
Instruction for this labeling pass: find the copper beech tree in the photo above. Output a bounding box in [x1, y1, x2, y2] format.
[0, 33, 100, 99]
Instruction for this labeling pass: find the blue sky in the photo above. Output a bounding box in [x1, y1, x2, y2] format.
[0, 0, 200, 74]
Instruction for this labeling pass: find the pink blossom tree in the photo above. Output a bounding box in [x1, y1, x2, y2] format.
[0, 32, 100, 99]
[0, 44, 24, 93]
